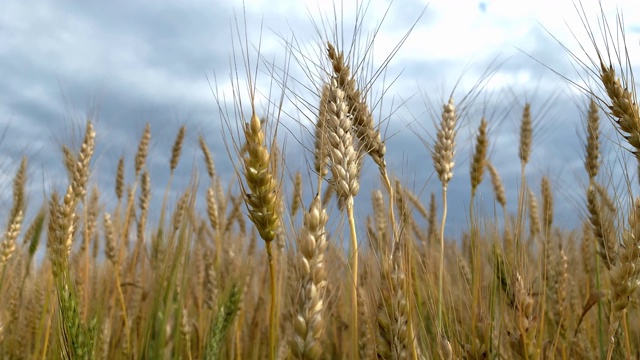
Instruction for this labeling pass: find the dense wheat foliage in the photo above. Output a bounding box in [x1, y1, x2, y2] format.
[3, 2, 640, 359]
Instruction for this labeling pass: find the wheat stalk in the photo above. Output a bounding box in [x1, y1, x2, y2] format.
[431, 97, 457, 334]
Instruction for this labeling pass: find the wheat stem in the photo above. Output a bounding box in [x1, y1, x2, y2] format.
[347, 203, 359, 360]
[266, 241, 277, 360]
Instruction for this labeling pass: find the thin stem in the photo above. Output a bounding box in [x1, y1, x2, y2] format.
[469, 192, 479, 345]
[266, 241, 277, 360]
[594, 217, 606, 359]
[347, 202, 359, 360]
[623, 310, 631, 360]
[437, 186, 448, 333]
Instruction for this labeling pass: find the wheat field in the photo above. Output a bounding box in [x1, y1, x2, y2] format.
[1, 2, 640, 359]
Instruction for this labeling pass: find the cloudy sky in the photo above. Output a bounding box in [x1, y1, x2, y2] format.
[1, 0, 639, 240]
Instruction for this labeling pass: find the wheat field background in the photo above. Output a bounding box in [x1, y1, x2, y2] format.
[2, 1, 640, 359]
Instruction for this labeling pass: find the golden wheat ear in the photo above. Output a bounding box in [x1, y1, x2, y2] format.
[290, 195, 328, 360]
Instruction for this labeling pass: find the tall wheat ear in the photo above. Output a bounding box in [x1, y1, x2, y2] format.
[323, 75, 362, 359]
[240, 111, 281, 360]
[290, 195, 328, 360]
[431, 96, 457, 340]
[47, 121, 99, 359]
[0, 157, 26, 275]
[325, 40, 414, 358]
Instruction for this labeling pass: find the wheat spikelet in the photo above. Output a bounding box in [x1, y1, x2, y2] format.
[528, 189, 541, 241]
[585, 99, 601, 179]
[586, 183, 617, 269]
[22, 205, 45, 254]
[510, 273, 537, 358]
[180, 306, 192, 358]
[0, 210, 22, 267]
[206, 186, 220, 233]
[486, 162, 506, 208]
[598, 60, 640, 148]
[519, 103, 532, 166]
[135, 123, 151, 176]
[290, 195, 328, 360]
[376, 251, 413, 360]
[372, 190, 388, 255]
[0, 157, 27, 266]
[241, 113, 280, 243]
[103, 213, 117, 265]
[203, 247, 218, 311]
[356, 287, 374, 360]
[135, 170, 151, 255]
[47, 188, 76, 278]
[171, 190, 189, 233]
[314, 84, 330, 178]
[71, 121, 96, 201]
[432, 97, 457, 187]
[581, 221, 596, 292]
[62, 145, 75, 177]
[115, 156, 125, 201]
[199, 135, 216, 180]
[291, 172, 303, 218]
[470, 118, 488, 197]
[239, 111, 281, 360]
[83, 186, 99, 255]
[170, 125, 186, 173]
[325, 78, 360, 207]
[326, 43, 386, 169]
